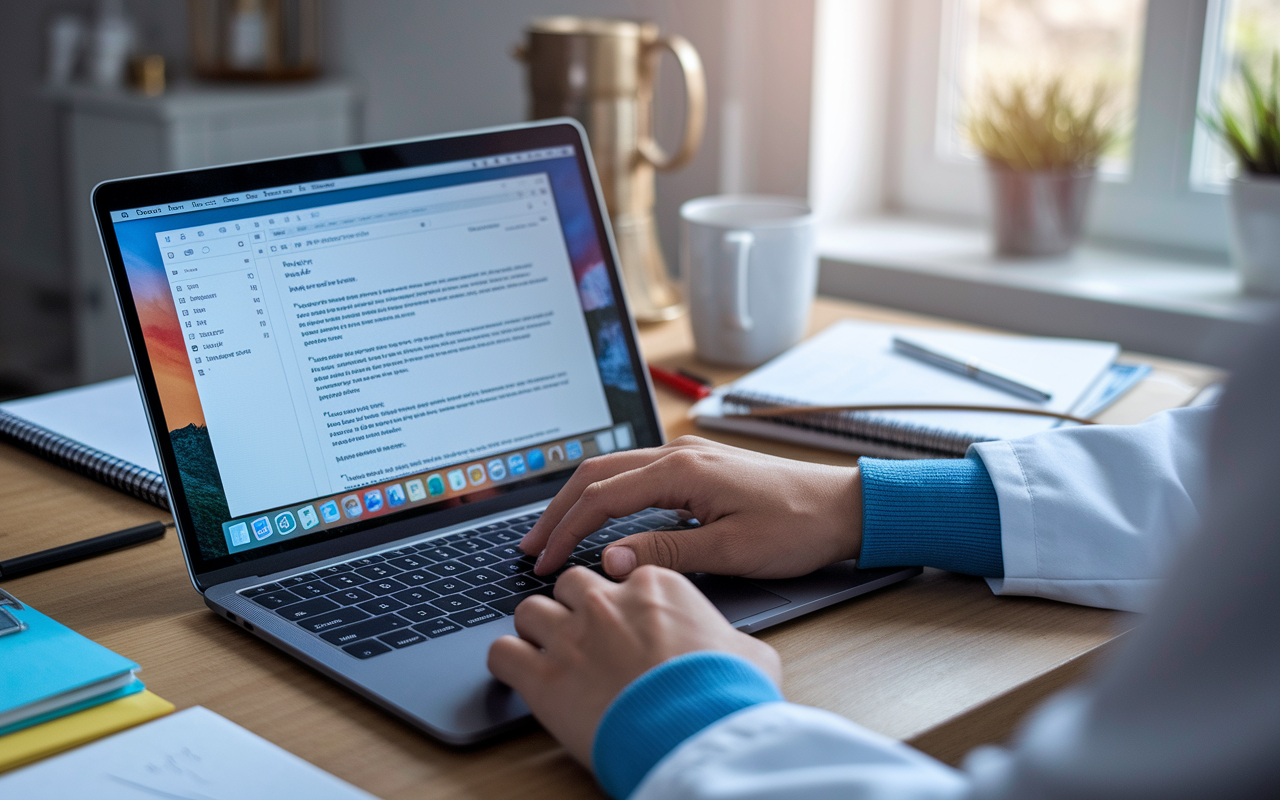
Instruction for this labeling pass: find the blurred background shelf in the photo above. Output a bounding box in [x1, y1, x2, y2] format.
[45, 80, 360, 384]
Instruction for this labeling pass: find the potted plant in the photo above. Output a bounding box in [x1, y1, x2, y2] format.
[968, 80, 1116, 258]
[1202, 54, 1280, 296]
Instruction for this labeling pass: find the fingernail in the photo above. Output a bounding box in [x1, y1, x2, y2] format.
[535, 549, 544, 569]
[603, 546, 636, 576]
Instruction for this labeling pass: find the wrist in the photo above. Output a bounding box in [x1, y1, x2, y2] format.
[845, 466, 864, 561]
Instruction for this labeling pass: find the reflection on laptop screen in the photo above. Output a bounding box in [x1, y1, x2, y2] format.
[109, 145, 646, 562]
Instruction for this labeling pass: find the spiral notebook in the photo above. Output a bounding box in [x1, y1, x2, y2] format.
[692, 320, 1120, 458]
[0, 378, 166, 509]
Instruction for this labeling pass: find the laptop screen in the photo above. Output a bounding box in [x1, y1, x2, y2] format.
[101, 129, 658, 574]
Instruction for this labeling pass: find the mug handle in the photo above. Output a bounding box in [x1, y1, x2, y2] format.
[724, 231, 754, 331]
[638, 34, 707, 172]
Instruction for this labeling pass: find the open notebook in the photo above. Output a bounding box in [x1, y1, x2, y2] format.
[0, 378, 165, 508]
[692, 320, 1120, 458]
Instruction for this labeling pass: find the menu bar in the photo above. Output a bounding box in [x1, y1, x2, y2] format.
[109, 146, 575, 223]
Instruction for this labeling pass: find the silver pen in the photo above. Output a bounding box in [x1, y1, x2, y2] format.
[891, 336, 1054, 403]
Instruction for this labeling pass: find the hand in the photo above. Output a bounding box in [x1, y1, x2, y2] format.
[521, 436, 863, 579]
[487, 565, 781, 766]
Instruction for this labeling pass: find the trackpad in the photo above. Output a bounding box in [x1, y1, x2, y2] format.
[687, 574, 790, 623]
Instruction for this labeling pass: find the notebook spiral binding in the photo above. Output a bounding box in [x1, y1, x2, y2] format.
[0, 408, 168, 510]
[720, 389, 993, 459]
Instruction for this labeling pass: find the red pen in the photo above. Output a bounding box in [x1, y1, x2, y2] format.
[648, 364, 712, 400]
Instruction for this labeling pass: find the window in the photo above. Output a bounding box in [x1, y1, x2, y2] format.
[870, 0, 1246, 255]
[940, 0, 1148, 174]
[1192, 0, 1280, 188]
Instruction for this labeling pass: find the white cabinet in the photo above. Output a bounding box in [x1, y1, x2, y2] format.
[48, 81, 359, 383]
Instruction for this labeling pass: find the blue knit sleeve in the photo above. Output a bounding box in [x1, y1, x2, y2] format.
[592, 651, 782, 799]
[858, 454, 1004, 576]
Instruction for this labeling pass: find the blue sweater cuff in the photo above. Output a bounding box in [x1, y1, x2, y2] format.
[592, 651, 782, 799]
[858, 454, 1004, 577]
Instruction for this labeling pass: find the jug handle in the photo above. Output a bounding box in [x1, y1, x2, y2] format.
[638, 34, 706, 172]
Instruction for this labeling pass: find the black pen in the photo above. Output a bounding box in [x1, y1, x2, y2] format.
[0, 521, 169, 580]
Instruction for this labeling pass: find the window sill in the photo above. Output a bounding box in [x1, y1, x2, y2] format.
[817, 217, 1276, 365]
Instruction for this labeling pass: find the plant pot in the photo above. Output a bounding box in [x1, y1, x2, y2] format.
[986, 166, 1095, 257]
[1228, 175, 1280, 296]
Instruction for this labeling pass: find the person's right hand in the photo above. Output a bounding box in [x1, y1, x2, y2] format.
[521, 436, 863, 579]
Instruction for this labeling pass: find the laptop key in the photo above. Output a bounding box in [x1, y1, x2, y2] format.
[332, 588, 376, 606]
[489, 588, 554, 616]
[385, 555, 426, 571]
[349, 556, 386, 567]
[397, 604, 441, 623]
[457, 551, 501, 568]
[424, 577, 468, 596]
[364, 578, 409, 596]
[276, 596, 340, 621]
[378, 629, 427, 649]
[294, 581, 334, 598]
[383, 548, 417, 558]
[464, 585, 512, 604]
[391, 586, 437, 606]
[343, 640, 392, 659]
[322, 573, 367, 590]
[413, 619, 462, 638]
[460, 568, 503, 586]
[358, 597, 408, 616]
[397, 570, 434, 586]
[448, 605, 503, 627]
[279, 573, 318, 587]
[241, 583, 282, 598]
[453, 539, 487, 554]
[320, 613, 412, 645]
[429, 595, 473, 614]
[496, 575, 545, 594]
[315, 564, 354, 577]
[301, 607, 371, 633]
[479, 529, 521, 546]
[419, 545, 465, 562]
[425, 561, 470, 578]
[354, 563, 400, 580]
[585, 529, 625, 545]
[475, 523, 507, 533]
[251, 589, 301, 609]
[487, 544, 525, 560]
[492, 558, 537, 577]
[508, 522, 536, 534]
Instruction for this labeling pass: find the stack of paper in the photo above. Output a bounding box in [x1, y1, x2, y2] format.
[0, 596, 173, 771]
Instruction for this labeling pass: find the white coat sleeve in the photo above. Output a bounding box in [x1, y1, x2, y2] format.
[633, 319, 1280, 800]
[970, 406, 1213, 611]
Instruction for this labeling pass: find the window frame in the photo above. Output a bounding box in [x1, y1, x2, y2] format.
[879, 0, 1230, 257]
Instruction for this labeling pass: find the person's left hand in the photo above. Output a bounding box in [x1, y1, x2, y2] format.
[487, 565, 781, 767]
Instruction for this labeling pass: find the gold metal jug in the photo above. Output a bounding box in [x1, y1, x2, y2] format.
[515, 17, 705, 322]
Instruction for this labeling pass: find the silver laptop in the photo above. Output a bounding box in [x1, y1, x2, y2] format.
[94, 119, 919, 745]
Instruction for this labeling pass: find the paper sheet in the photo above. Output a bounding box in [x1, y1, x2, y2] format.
[0, 706, 378, 799]
[0, 377, 159, 473]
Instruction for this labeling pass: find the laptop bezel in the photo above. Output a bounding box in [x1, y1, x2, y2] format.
[92, 119, 665, 593]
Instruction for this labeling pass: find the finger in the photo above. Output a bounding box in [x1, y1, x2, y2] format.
[551, 564, 614, 610]
[520, 449, 669, 555]
[534, 450, 706, 575]
[512, 593, 570, 647]
[487, 635, 544, 692]
[602, 523, 739, 578]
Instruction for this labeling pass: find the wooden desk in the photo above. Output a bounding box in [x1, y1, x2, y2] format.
[0, 296, 1221, 796]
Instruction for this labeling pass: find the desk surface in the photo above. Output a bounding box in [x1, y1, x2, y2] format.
[0, 297, 1221, 797]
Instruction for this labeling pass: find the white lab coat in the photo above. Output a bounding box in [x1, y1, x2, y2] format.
[632, 321, 1280, 799]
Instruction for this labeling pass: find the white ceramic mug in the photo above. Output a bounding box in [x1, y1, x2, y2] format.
[680, 195, 817, 366]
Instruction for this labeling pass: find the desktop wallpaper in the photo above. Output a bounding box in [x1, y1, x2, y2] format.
[112, 154, 646, 564]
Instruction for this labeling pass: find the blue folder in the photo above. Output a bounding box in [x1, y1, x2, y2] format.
[0, 598, 141, 737]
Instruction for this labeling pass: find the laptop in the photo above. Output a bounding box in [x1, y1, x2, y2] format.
[93, 119, 920, 745]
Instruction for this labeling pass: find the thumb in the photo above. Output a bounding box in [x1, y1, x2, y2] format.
[602, 527, 731, 578]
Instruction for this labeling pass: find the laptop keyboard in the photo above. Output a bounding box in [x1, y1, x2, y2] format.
[236, 508, 685, 659]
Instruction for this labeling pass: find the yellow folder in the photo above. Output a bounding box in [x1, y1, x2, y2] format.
[0, 690, 174, 773]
